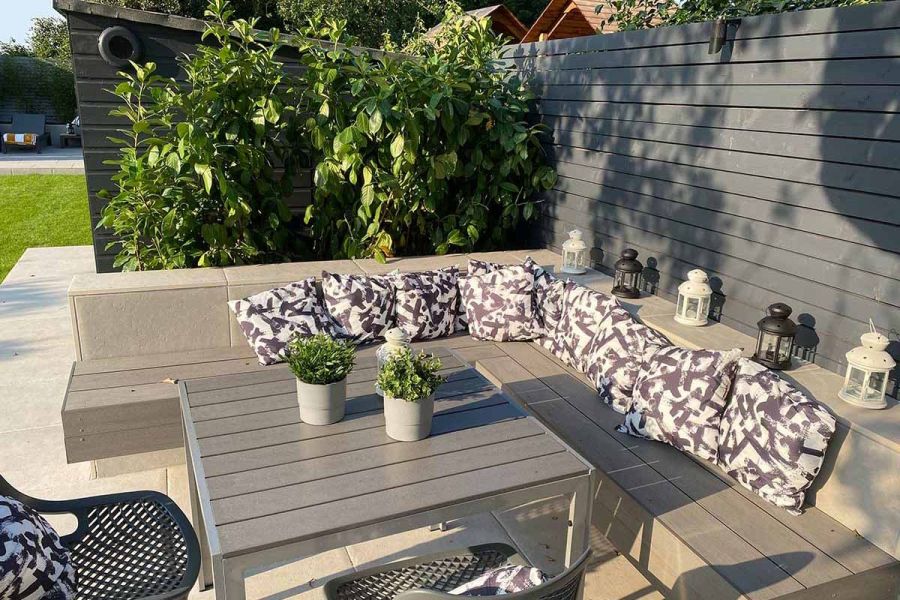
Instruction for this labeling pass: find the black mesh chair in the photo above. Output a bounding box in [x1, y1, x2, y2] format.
[324, 544, 592, 600]
[0, 475, 201, 600]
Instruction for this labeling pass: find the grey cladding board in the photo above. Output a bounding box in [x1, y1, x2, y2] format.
[513, 2, 900, 381]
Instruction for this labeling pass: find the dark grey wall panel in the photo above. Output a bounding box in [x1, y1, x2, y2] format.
[511, 2, 900, 381]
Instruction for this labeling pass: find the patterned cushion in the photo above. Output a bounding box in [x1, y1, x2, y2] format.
[449, 565, 546, 596]
[459, 265, 542, 342]
[393, 267, 459, 341]
[228, 278, 329, 365]
[0, 495, 77, 600]
[467, 258, 501, 278]
[554, 281, 619, 371]
[717, 359, 837, 514]
[618, 346, 742, 462]
[586, 307, 671, 413]
[322, 272, 396, 344]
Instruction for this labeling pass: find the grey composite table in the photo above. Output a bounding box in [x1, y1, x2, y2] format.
[180, 347, 595, 600]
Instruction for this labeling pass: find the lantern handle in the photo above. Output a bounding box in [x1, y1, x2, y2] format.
[869, 318, 877, 335]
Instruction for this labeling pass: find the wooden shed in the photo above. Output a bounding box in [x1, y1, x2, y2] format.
[520, 0, 607, 43]
[427, 5, 528, 43]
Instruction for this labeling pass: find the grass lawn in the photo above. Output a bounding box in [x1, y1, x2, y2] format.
[0, 174, 92, 283]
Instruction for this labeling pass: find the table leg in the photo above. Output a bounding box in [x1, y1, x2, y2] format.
[564, 475, 593, 567]
[223, 559, 247, 600]
[184, 420, 213, 591]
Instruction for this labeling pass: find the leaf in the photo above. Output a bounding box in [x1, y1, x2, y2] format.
[194, 163, 213, 194]
[447, 229, 466, 246]
[369, 110, 383, 135]
[390, 134, 405, 158]
[361, 184, 375, 206]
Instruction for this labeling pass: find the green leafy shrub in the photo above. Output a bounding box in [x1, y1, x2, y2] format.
[286, 333, 356, 384]
[377, 349, 446, 401]
[293, 11, 556, 262]
[99, 0, 300, 270]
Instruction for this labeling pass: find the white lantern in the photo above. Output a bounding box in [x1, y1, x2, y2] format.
[561, 229, 587, 274]
[674, 269, 712, 327]
[375, 328, 411, 397]
[838, 321, 895, 410]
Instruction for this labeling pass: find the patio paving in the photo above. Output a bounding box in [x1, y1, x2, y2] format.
[0, 146, 85, 175]
[0, 246, 664, 600]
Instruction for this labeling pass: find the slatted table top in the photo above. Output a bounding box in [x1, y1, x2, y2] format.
[179, 347, 591, 559]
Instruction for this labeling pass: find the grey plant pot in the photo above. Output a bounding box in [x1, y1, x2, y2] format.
[297, 378, 346, 425]
[383, 393, 434, 442]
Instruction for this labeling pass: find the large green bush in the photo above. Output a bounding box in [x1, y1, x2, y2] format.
[100, 0, 300, 270]
[101, 0, 555, 269]
[292, 11, 556, 261]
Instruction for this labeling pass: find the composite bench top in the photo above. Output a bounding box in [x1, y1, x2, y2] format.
[60, 335, 897, 599]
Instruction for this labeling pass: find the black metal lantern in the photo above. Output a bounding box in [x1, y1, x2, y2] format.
[612, 249, 643, 299]
[753, 303, 797, 370]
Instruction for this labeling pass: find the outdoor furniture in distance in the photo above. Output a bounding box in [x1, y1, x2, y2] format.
[59, 132, 82, 148]
[179, 347, 595, 600]
[325, 544, 592, 600]
[2, 113, 47, 153]
[0, 475, 201, 600]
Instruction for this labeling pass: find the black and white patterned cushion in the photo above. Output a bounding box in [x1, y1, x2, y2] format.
[554, 281, 619, 371]
[393, 267, 459, 341]
[322, 272, 396, 344]
[228, 278, 329, 365]
[618, 346, 742, 462]
[456, 258, 501, 332]
[0, 496, 76, 600]
[458, 265, 542, 342]
[449, 565, 546, 596]
[717, 359, 837, 514]
[586, 307, 671, 413]
[521, 258, 567, 356]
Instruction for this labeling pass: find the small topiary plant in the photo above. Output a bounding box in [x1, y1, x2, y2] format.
[285, 333, 355, 385]
[377, 349, 446, 402]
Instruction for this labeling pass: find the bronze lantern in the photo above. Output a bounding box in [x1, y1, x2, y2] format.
[753, 303, 797, 370]
[612, 249, 643, 299]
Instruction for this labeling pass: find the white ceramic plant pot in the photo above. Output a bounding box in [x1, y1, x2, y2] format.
[297, 378, 346, 425]
[383, 393, 434, 441]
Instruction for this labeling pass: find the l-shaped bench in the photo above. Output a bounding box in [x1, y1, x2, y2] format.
[62, 250, 900, 599]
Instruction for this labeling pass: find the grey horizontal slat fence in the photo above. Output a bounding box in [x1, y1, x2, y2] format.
[508, 2, 900, 380]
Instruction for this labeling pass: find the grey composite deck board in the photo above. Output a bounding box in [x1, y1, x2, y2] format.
[212, 435, 565, 525]
[214, 451, 584, 557]
[204, 418, 542, 500]
[542, 187, 899, 305]
[492, 342, 895, 576]
[543, 115, 900, 173]
[72, 346, 254, 376]
[548, 145, 900, 224]
[531, 57, 900, 87]
[537, 101, 900, 143]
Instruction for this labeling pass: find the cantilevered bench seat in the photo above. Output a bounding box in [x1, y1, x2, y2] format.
[471, 342, 900, 600]
[61, 333, 899, 599]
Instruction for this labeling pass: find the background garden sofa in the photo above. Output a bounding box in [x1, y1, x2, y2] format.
[62, 250, 899, 600]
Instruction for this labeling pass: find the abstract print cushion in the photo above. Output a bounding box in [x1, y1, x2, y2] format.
[618, 346, 742, 462]
[455, 259, 502, 332]
[717, 359, 837, 514]
[228, 278, 328, 365]
[0, 496, 76, 600]
[586, 308, 671, 413]
[322, 272, 396, 344]
[554, 281, 619, 371]
[393, 267, 459, 341]
[459, 265, 541, 342]
[522, 257, 567, 356]
[449, 565, 547, 596]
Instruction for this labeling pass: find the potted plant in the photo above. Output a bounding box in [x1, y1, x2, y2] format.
[377, 349, 447, 441]
[285, 333, 356, 425]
